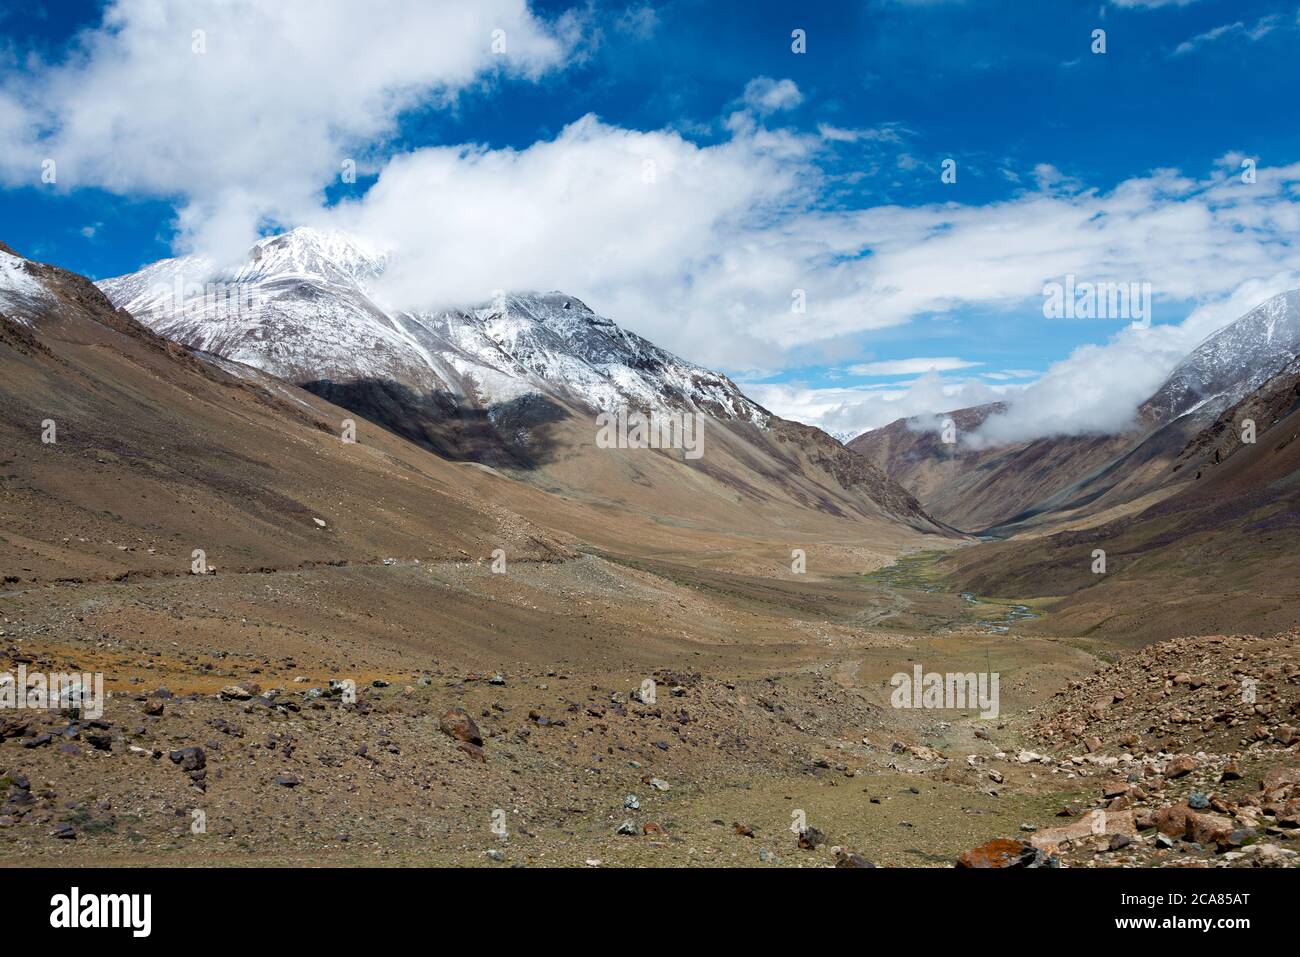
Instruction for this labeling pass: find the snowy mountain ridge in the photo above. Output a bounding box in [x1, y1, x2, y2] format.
[100, 227, 769, 427]
[1145, 289, 1300, 424]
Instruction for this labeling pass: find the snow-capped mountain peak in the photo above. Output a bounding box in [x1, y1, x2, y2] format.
[1146, 288, 1300, 423]
[99, 229, 769, 429]
[239, 227, 389, 287]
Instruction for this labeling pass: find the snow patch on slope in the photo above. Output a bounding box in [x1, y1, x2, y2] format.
[0, 249, 51, 324]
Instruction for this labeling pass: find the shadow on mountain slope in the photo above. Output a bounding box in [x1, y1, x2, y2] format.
[300, 378, 570, 470]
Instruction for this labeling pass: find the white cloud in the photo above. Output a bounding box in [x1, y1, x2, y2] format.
[322, 112, 819, 369]
[0, 0, 577, 264]
[740, 77, 803, 113]
[311, 119, 1300, 379]
[1110, 0, 1201, 8]
[615, 4, 660, 39]
[745, 373, 1009, 440]
[817, 123, 904, 144]
[981, 369, 1037, 381]
[847, 357, 982, 375]
[1173, 15, 1282, 56]
[968, 265, 1300, 446]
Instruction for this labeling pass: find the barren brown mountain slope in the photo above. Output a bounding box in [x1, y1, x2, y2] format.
[0, 249, 577, 585]
[2, 243, 952, 587]
[848, 404, 1146, 534]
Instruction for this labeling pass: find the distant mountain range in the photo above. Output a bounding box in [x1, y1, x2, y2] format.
[850, 288, 1300, 537]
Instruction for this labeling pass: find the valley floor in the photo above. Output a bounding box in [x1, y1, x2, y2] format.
[1, 549, 1296, 868]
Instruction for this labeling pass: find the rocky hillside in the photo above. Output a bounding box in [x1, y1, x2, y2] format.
[958, 628, 1299, 868]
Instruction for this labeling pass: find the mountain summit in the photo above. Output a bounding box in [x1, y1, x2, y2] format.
[102, 227, 767, 431]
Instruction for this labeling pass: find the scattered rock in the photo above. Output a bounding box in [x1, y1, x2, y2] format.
[168, 747, 206, 772]
[835, 850, 876, 868]
[438, 707, 485, 762]
[1165, 755, 1196, 778]
[797, 826, 825, 850]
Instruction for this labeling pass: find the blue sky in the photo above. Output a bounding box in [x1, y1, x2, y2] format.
[3, 0, 1300, 438]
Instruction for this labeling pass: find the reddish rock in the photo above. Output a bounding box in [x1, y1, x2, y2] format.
[0, 718, 31, 740]
[956, 838, 1046, 868]
[1152, 803, 1193, 837]
[439, 708, 485, 762]
[1186, 811, 1234, 847]
[835, 851, 876, 868]
[1261, 768, 1300, 796]
[438, 707, 483, 747]
[1276, 800, 1300, 828]
[1165, 755, 1196, 778]
[797, 826, 826, 850]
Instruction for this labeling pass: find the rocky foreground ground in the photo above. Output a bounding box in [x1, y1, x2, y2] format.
[960, 629, 1300, 868]
[2, 611, 1297, 867]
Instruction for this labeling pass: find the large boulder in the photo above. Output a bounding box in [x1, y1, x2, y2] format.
[1028, 810, 1136, 852]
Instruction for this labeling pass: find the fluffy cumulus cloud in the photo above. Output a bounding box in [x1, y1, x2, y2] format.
[323, 112, 820, 368]
[740, 76, 804, 113]
[327, 134, 1300, 385]
[0, 0, 576, 262]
